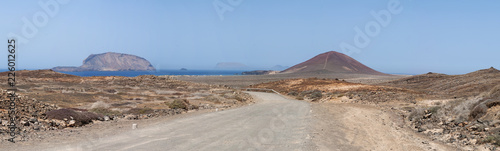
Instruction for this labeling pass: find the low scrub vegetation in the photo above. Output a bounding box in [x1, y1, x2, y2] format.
[479, 134, 500, 146]
[299, 90, 323, 101]
[46, 108, 102, 126]
[126, 107, 154, 114]
[166, 99, 189, 110]
[90, 107, 120, 116]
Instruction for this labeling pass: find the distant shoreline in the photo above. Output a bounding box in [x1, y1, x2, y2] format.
[57, 69, 247, 77]
[0, 69, 419, 77]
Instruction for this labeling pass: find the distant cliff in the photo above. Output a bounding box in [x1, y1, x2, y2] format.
[52, 52, 155, 72]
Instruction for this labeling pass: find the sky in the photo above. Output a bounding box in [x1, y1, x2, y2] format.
[1, 0, 499, 75]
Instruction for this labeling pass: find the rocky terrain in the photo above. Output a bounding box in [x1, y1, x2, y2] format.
[176, 72, 403, 88]
[281, 51, 386, 75]
[382, 67, 500, 150]
[250, 77, 421, 103]
[52, 52, 156, 71]
[0, 70, 252, 142]
[250, 67, 500, 150]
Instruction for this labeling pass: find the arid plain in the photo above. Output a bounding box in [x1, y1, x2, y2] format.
[1, 51, 499, 151]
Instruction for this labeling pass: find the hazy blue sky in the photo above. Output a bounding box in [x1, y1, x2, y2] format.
[1, 0, 499, 74]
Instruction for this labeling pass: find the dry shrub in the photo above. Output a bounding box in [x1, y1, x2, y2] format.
[429, 106, 441, 114]
[287, 91, 299, 96]
[469, 104, 488, 120]
[126, 107, 154, 114]
[234, 95, 245, 102]
[408, 108, 425, 121]
[486, 100, 500, 108]
[105, 89, 117, 93]
[223, 93, 246, 102]
[111, 102, 133, 107]
[485, 85, 500, 99]
[46, 108, 102, 126]
[310, 91, 323, 101]
[205, 96, 223, 103]
[448, 98, 481, 121]
[300, 90, 323, 101]
[479, 134, 500, 146]
[465, 98, 500, 120]
[166, 99, 189, 110]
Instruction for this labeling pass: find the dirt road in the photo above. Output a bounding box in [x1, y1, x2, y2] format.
[6, 92, 455, 151]
[48, 92, 315, 151]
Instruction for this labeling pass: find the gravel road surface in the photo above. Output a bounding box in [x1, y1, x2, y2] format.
[50, 92, 315, 151]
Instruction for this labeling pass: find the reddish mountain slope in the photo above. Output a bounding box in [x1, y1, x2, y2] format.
[281, 51, 385, 75]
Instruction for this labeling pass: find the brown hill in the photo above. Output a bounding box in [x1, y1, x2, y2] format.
[382, 67, 500, 98]
[281, 51, 385, 75]
[53, 52, 155, 72]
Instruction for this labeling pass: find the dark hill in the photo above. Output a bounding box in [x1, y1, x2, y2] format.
[52, 52, 155, 72]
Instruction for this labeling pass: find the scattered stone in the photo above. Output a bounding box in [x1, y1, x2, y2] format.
[418, 128, 426, 133]
[103, 116, 110, 121]
[470, 139, 477, 145]
[125, 114, 138, 120]
[21, 120, 30, 127]
[489, 120, 500, 127]
[468, 125, 478, 131]
[448, 138, 456, 143]
[29, 117, 38, 123]
[67, 120, 76, 127]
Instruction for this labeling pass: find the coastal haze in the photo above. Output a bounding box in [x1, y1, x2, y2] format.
[1, 1, 500, 151]
[1, 0, 499, 74]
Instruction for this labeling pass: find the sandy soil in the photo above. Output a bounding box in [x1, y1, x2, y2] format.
[311, 102, 457, 151]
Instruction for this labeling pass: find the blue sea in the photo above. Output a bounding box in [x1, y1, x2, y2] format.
[58, 70, 246, 77]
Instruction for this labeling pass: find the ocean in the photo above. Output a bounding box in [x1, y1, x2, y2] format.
[57, 70, 246, 77]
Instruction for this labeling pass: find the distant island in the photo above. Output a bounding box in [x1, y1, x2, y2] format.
[52, 52, 156, 72]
